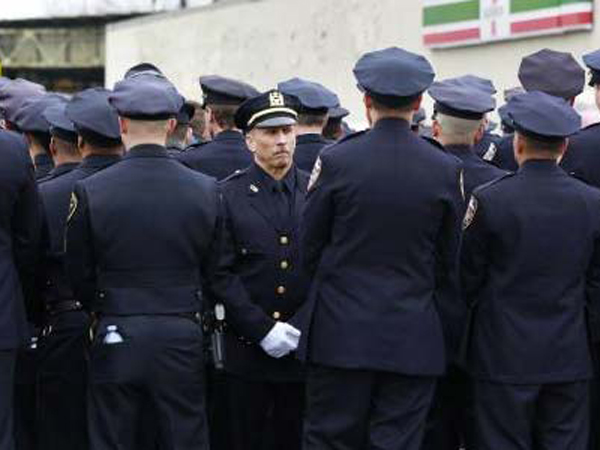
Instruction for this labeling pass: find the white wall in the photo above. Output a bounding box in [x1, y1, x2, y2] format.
[106, 0, 600, 126]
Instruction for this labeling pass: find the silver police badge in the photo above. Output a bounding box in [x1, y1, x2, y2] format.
[308, 156, 322, 191]
[67, 192, 78, 223]
[482, 142, 497, 162]
[462, 196, 478, 230]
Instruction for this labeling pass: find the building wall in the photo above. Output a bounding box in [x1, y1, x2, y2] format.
[106, 0, 600, 126]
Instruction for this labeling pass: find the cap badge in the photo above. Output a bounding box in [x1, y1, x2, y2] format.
[269, 91, 285, 107]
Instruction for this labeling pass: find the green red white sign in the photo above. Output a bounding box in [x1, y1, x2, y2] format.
[423, 0, 594, 48]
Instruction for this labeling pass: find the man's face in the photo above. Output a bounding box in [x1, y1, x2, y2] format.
[247, 125, 296, 172]
[595, 84, 600, 111]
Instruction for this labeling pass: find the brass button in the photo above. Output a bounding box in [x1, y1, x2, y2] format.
[279, 235, 289, 245]
[276, 285, 286, 295]
[241, 248, 248, 255]
[98, 292, 105, 299]
[280, 260, 289, 270]
[272, 311, 281, 320]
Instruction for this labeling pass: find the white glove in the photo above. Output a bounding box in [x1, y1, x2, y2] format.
[259, 322, 301, 359]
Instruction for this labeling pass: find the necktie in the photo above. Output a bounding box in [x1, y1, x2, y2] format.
[273, 181, 290, 226]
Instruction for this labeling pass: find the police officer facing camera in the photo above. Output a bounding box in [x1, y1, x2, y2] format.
[461, 91, 599, 450]
[209, 89, 309, 450]
[66, 73, 218, 450]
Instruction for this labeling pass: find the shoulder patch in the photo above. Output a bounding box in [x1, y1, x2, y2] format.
[308, 156, 322, 191]
[482, 142, 497, 162]
[463, 196, 478, 230]
[67, 192, 78, 223]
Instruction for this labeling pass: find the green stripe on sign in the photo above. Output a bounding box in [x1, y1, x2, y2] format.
[511, 0, 592, 14]
[423, 0, 479, 26]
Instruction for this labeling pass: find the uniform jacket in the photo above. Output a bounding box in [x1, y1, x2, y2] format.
[460, 160, 600, 383]
[299, 118, 463, 376]
[178, 130, 252, 180]
[293, 133, 332, 172]
[66, 144, 219, 316]
[211, 164, 310, 381]
[0, 130, 41, 349]
[479, 133, 518, 172]
[38, 155, 121, 312]
[472, 131, 501, 163]
[560, 123, 600, 188]
[34, 153, 54, 181]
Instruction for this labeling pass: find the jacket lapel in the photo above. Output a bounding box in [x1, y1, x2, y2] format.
[246, 166, 282, 232]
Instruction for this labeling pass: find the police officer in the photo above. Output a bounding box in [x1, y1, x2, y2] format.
[421, 75, 506, 450]
[36, 88, 123, 450]
[166, 101, 195, 156]
[212, 89, 307, 450]
[411, 107, 426, 134]
[485, 49, 584, 171]
[323, 106, 350, 141]
[178, 75, 259, 179]
[460, 91, 597, 450]
[0, 79, 50, 179]
[278, 78, 338, 171]
[15, 94, 82, 183]
[66, 73, 216, 450]
[560, 49, 600, 187]
[0, 117, 41, 450]
[430, 76, 506, 200]
[300, 47, 463, 450]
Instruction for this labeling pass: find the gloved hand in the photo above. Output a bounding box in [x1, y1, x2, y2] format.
[259, 322, 301, 358]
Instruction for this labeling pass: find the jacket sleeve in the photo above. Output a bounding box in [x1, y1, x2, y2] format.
[585, 209, 600, 342]
[205, 190, 275, 343]
[12, 162, 42, 321]
[301, 154, 335, 279]
[65, 183, 97, 309]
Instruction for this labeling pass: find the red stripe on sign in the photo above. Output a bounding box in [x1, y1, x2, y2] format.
[511, 12, 592, 33]
[423, 28, 480, 45]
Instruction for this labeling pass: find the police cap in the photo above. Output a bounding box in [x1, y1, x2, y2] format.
[176, 101, 195, 125]
[507, 91, 580, 141]
[124, 62, 163, 79]
[460, 74, 497, 95]
[235, 90, 299, 132]
[429, 76, 496, 120]
[582, 49, 600, 87]
[353, 47, 435, 106]
[329, 106, 350, 120]
[43, 103, 78, 143]
[0, 79, 46, 124]
[109, 73, 183, 120]
[412, 107, 426, 127]
[278, 78, 339, 114]
[14, 94, 66, 134]
[518, 49, 584, 99]
[199, 75, 260, 106]
[66, 88, 122, 147]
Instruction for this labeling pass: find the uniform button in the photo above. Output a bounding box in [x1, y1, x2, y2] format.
[98, 292, 105, 299]
[280, 260, 289, 270]
[272, 311, 281, 320]
[241, 248, 248, 255]
[276, 285, 286, 295]
[279, 235, 289, 245]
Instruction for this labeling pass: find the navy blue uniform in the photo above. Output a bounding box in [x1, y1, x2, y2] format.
[34, 153, 54, 181]
[66, 145, 217, 450]
[301, 118, 463, 450]
[178, 130, 251, 180]
[560, 123, 600, 188]
[214, 164, 309, 450]
[472, 131, 500, 162]
[478, 133, 518, 172]
[293, 133, 331, 172]
[36, 154, 120, 450]
[0, 130, 41, 450]
[461, 161, 600, 450]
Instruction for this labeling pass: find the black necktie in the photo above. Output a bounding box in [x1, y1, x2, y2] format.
[273, 181, 290, 226]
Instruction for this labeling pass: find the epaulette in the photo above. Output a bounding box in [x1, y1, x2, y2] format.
[219, 167, 249, 185]
[336, 129, 368, 144]
[472, 172, 515, 195]
[183, 140, 209, 153]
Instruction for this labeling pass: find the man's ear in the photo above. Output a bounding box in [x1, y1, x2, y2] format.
[412, 94, 423, 111]
[473, 121, 485, 145]
[432, 120, 442, 139]
[118, 117, 128, 136]
[49, 136, 58, 158]
[245, 131, 256, 153]
[166, 118, 177, 134]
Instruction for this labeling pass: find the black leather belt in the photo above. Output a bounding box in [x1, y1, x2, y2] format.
[45, 300, 83, 316]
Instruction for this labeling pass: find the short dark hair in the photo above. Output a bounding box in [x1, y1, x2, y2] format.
[30, 131, 51, 154]
[297, 112, 328, 127]
[53, 136, 80, 157]
[210, 104, 238, 130]
[369, 93, 419, 113]
[521, 133, 566, 154]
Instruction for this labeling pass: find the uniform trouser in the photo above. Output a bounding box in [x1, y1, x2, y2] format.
[303, 364, 436, 450]
[473, 380, 590, 450]
[226, 373, 304, 450]
[14, 342, 36, 450]
[0, 350, 17, 450]
[421, 366, 474, 450]
[36, 310, 89, 450]
[88, 315, 209, 450]
[206, 368, 231, 450]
